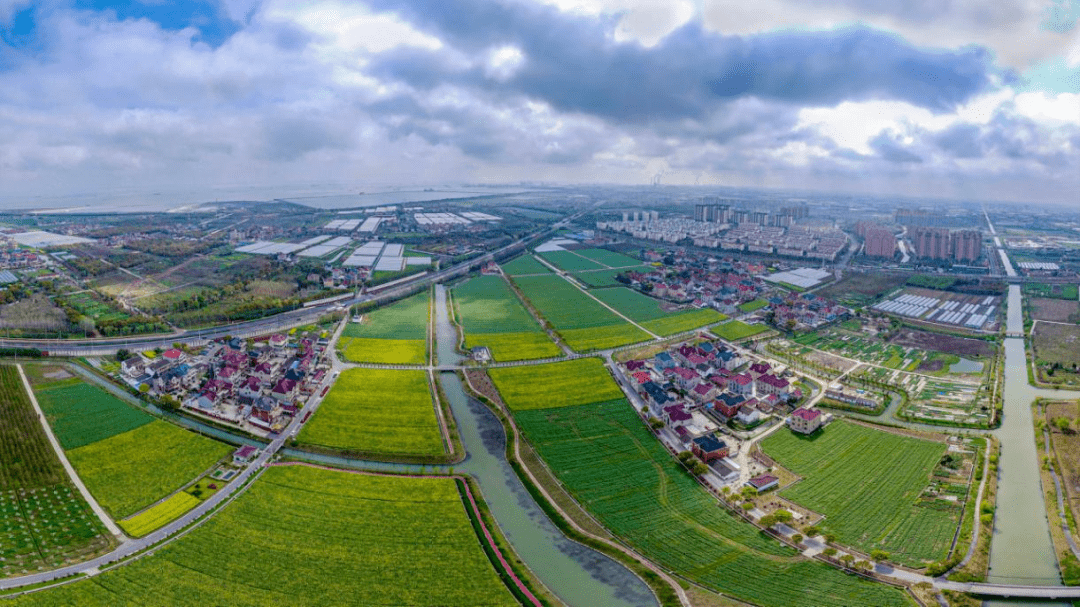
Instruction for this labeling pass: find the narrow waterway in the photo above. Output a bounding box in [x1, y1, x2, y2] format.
[984, 285, 1080, 605]
[433, 285, 656, 607]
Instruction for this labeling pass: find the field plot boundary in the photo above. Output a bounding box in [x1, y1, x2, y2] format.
[17, 364, 123, 538]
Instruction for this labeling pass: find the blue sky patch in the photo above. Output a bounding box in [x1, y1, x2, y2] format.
[74, 0, 241, 47]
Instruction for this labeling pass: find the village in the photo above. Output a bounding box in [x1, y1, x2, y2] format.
[615, 335, 831, 492]
[115, 328, 336, 436]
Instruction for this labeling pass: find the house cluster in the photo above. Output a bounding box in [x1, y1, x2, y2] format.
[119, 331, 332, 435]
[763, 290, 851, 332]
[0, 246, 48, 270]
[627, 340, 804, 453]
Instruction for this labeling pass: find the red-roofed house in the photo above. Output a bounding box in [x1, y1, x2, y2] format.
[269, 334, 288, 349]
[162, 348, 185, 362]
[788, 407, 823, 434]
[749, 362, 771, 377]
[755, 373, 791, 396]
[663, 404, 693, 426]
[729, 373, 753, 395]
[666, 367, 700, 390]
[690, 382, 718, 403]
[238, 376, 263, 401]
[253, 362, 277, 383]
[746, 473, 779, 493]
[270, 378, 299, 402]
[632, 371, 652, 384]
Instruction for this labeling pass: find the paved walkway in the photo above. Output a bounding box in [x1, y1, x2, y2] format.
[17, 363, 126, 539]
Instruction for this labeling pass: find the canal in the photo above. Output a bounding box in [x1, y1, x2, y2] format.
[985, 285, 1080, 605]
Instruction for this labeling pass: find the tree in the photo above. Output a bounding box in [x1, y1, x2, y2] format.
[115, 349, 132, 362]
[690, 462, 709, 476]
[741, 502, 754, 511]
[791, 534, 803, 544]
[1055, 416, 1074, 434]
[840, 554, 854, 567]
[870, 550, 890, 562]
[759, 514, 777, 528]
[803, 525, 821, 537]
[823, 547, 837, 557]
[648, 417, 665, 430]
[824, 533, 837, 544]
[773, 509, 793, 524]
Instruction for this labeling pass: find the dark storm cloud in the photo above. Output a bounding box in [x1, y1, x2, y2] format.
[365, 0, 1001, 123]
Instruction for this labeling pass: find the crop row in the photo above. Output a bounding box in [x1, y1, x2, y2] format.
[762, 420, 956, 566]
[298, 368, 444, 456]
[488, 358, 625, 411]
[12, 466, 518, 606]
[513, 400, 909, 607]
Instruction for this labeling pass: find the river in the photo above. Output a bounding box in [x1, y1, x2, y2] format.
[431, 285, 655, 607]
[985, 285, 1080, 605]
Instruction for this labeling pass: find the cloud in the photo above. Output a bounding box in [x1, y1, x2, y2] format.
[364, 0, 1000, 122]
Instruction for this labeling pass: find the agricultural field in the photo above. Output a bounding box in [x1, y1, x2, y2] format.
[1032, 322, 1080, 387]
[500, 255, 551, 276]
[118, 491, 201, 537]
[512, 400, 909, 607]
[489, 358, 624, 411]
[0, 294, 69, 336]
[712, 320, 770, 341]
[33, 380, 153, 449]
[66, 420, 231, 519]
[0, 366, 111, 576]
[13, 466, 518, 606]
[339, 291, 429, 364]
[738, 298, 769, 313]
[538, 250, 606, 272]
[794, 322, 992, 377]
[1042, 401, 1080, 541]
[467, 332, 561, 361]
[573, 248, 643, 268]
[1030, 297, 1080, 323]
[454, 276, 542, 333]
[762, 420, 961, 566]
[590, 287, 724, 336]
[815, 272, 908, 307]
[297, 368, 444, 457]
[511, 274, 649, 351]
[572, 267, 652, 288]
[1024, 282, 1079, 301]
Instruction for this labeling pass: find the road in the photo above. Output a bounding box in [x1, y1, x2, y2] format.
[0, 320, 344, 591]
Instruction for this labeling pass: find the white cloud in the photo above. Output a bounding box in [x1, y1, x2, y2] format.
[484, 45, 525, 81]
[797, 100, 952, 154]
[264, 0, 442, 54]
[535, 0, 697, 46]
[1014, 91, 1080, 123]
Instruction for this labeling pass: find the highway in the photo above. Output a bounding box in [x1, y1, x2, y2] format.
[0, 227, 563, 356]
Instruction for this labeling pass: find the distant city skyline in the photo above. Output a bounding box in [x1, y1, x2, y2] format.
[0, 0, 1077, 205]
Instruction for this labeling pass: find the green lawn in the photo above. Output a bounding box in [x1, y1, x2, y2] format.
[738, 298, 769, 313]
[453, 275, 547, 333]
[14, 466, 518, 607]
[489, 358, 627, 411]
[713, 320, 770, 341]
[453, 275, 560, 360]
[514, 400, 910, 607]
[538, 250, 607, 272]
[297, 368, 444, 457]
[572, 267, 651, 288]
[339, 290, 429, 364]
[67, 420, 231, 519]
[343, 290, 429, 340]
[573, 248, 642, 268]
[34, 381, 153, 450]
[590, 287, 724, 336]
[641, 310, 725, 336]
[761, 420, 957, 566]
[500, 255, 552, 276]
[511, 274, 649, 350]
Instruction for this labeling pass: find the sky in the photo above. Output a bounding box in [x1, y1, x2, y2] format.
[0, 0, 1078, 206]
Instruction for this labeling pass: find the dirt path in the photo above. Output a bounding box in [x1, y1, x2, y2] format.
[17, 364, 126, 539]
